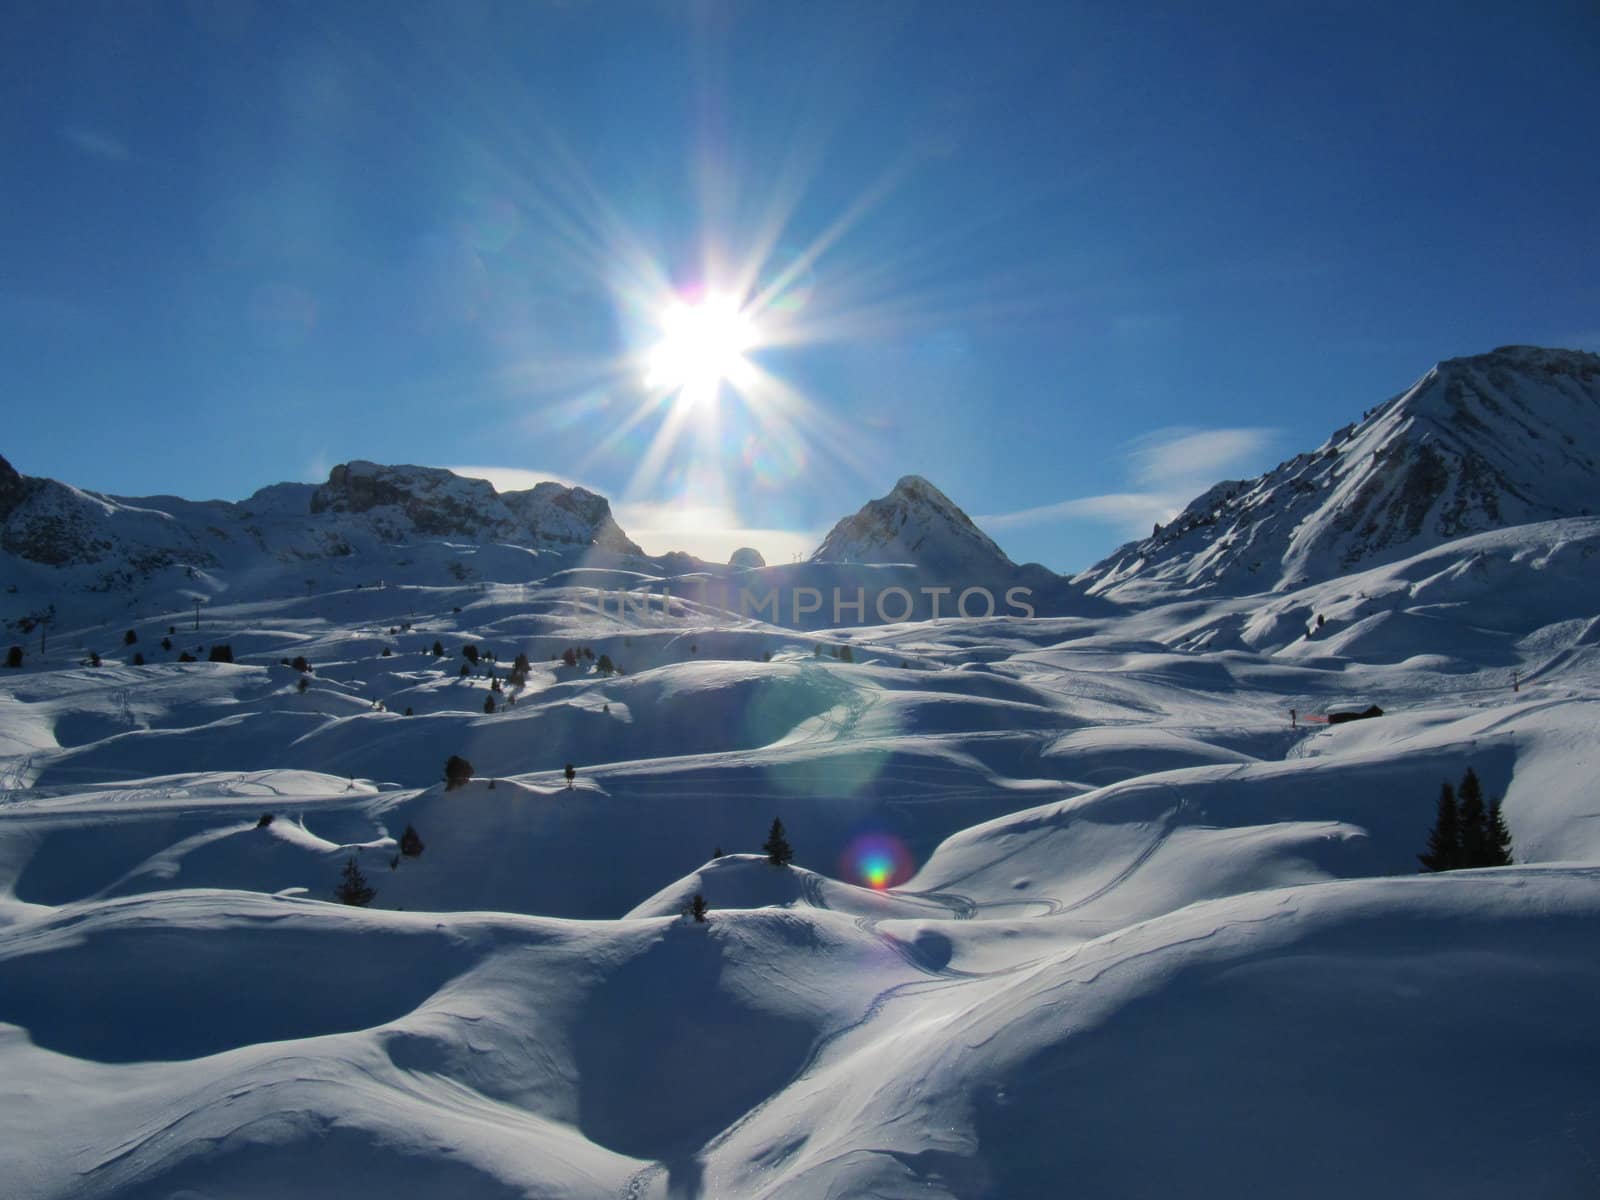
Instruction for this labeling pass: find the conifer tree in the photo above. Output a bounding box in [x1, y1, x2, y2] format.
[1485, 799, 1514, 867]
[399, 824, 425, 857]
[691, 893, 708, 922]
[763, 817, 793, 866]
[483, 694, 496, 714]
[444, 755, 473, 790]
[564, 763, 576, 789]
[335, 857, 376, 906]
[1457, 768, 1488, 867]
[1419, 782, 1459, 872]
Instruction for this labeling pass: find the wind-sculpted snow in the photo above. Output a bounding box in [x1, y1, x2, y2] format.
[4, 377, 1600, 1195]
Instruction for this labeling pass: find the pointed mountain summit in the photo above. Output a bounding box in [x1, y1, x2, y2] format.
[812, 475, 1017, 578]
[1078, 345, 1600, 601]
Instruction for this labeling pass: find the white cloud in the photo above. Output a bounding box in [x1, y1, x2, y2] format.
[979, 426, 1276, 539]
[616, 500, 819, 564]
[1128, 427, 1276, 489]
[981, 492, 1178, 531]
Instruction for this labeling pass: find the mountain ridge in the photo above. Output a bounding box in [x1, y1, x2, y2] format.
[1076, 345, 1600, 601]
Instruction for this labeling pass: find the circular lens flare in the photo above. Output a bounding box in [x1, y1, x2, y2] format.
[839, 832, 915, 890]
[645, 293, 756, 398]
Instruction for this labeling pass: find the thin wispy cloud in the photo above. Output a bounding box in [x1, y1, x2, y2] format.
[60, 126, 130, 163]
[615, 500, 819, 565]
[1129, 427, 1276, 489]
[980, 426, 1276, 539]
[448, 465, 597, 495]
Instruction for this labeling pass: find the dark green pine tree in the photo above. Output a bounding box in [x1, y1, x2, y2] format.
[1419, 782, 1460, 872]
[335, 857, 377, 906]
[1457, 768, 1489, 867]
[763, 817, 793, 867]
[1485, 799, 1514, 867]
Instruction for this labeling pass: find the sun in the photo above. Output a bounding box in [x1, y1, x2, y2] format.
[644, 292, 757, 401]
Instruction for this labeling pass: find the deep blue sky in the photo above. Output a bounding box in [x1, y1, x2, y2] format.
[3, 1, 1597, 568]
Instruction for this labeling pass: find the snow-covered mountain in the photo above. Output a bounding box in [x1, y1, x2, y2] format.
[0, 457, 640, 574]
[811, 474, 1021, 578]
[1078, 346, 1600, 601]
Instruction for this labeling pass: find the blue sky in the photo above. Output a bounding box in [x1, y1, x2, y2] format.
[3, 1, 1597, 569]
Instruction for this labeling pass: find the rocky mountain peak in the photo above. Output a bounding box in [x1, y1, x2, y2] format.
[811, 475, 1015, 577]
[1078, 345, 1600, 601]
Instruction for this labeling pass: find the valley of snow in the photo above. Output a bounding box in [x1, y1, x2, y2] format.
[3, 347, 1599, 1199]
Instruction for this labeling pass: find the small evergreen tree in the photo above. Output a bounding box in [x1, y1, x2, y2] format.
[597, 653, 615, 675]
[403, 706, 413, 716]
[179, 651, 198, 663]
[5, 646, 22, 668]
[763, 818, 793, 866]
[839, 644, 854, 663]
[712, 846, 723, 859]
[381, 646, 392, 657]
[207, 643, 233, 663]
[562, 648, 578, 668]
[483, 694, 496, 714]
[123, 629, 138, 646]
[399, 824, 425, 857]
[256, 813, 274, 828]
[432, 640, 444, 657]
[444, 755, 473, 790]
[691, 893, 708, 922]
[132, 651, 145, 665]
[88, 651, 101, 667]
[291, 655, 310, 673]
[1457, 768, 1488, 868]
[463, 644, 480, 665]
[459, 663, 470, 677]
[162, 637, 173, 652]
[335, 857, 376, 906]
[513, 652, 530, 675]
[1485, 799, 1514, 867]
[1418, 782, 1460, 872]
[297, 675, 309, 692]
[564, 763, 576, 789]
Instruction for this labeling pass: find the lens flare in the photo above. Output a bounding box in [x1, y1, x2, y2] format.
[839, 832, 915, 890]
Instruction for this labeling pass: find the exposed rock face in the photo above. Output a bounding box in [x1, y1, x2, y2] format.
[307, 462, 642, 553]
[0, 458, 642, 581]
[500, 482, 641, 554]
[728, 546, 766, 569]
[0, 455, 30, 524]
[1078, 346, 1600, 600]
[311, 462, 513, 539]
[812, 475, 1015, 579]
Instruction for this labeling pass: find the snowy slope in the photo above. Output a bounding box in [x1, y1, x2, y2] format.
[1079, 346, 1600, 600]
